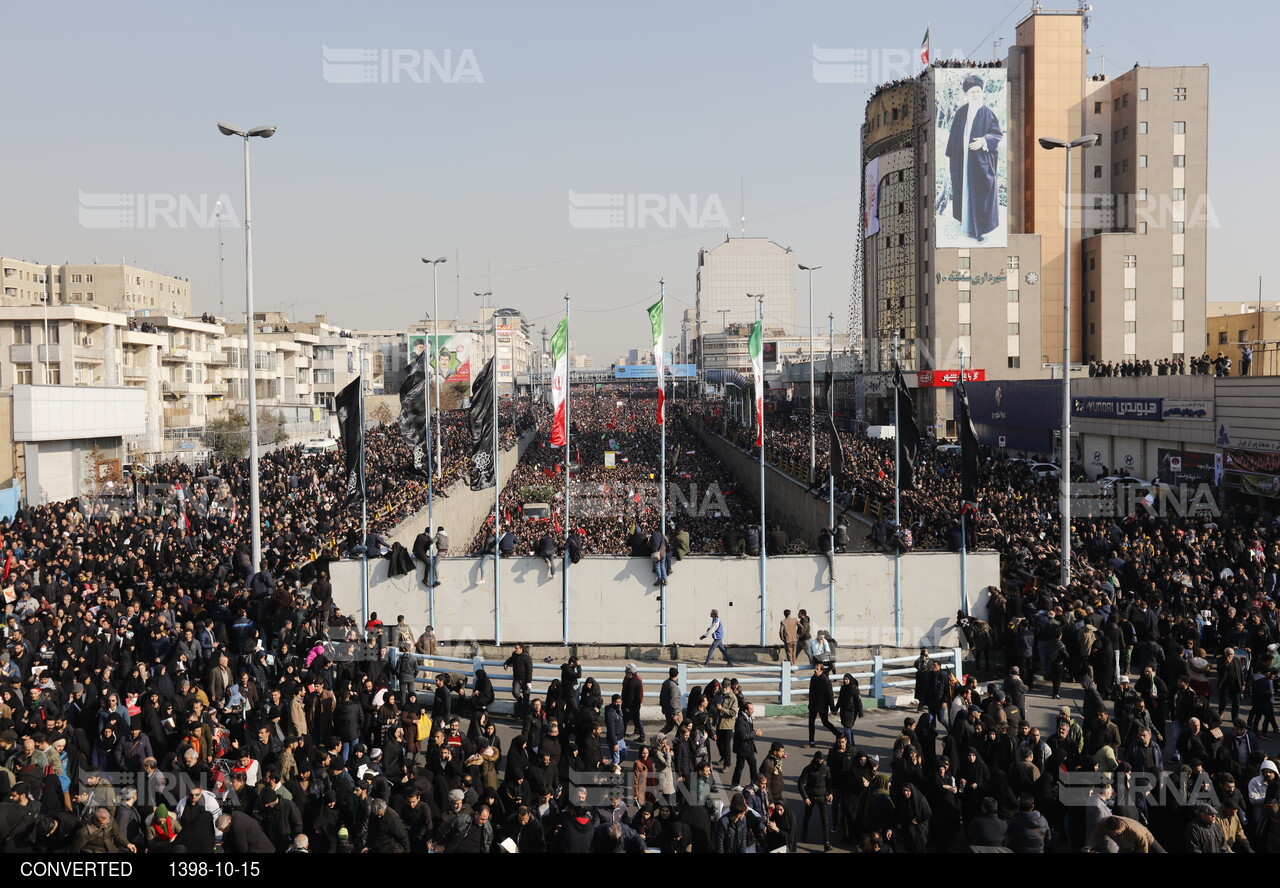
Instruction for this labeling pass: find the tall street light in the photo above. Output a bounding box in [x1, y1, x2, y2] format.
[799, 263, 821, 484]
[218, 121, 276, 573]
[1038, 133, 1098, 589]
[423, 256, 448, 479]
[474, 291, 493, 383]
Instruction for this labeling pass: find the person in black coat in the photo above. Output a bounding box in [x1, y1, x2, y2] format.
[503, 644, 534, 719]
[218, 810, 276, 853]
[470, 670, 495, 713]
[836, 674, 864, 745]
[432, 674, 452, 724]
[806, 666, 839, 747]
[799, 751, 833, 850]
[177, 792, 216, 854]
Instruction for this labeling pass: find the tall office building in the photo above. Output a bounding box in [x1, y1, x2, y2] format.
[695, 237, 797, 337]
[860, 8, 1209, 438]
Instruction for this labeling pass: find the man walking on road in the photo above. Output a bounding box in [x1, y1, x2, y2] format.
[701, 610, 734, 667]
[659, 668, 682, 734]
[503, 643, 533, 719]
[732, 701, 763, 788]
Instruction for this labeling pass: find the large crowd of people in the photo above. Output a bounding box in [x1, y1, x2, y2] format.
[1, 379, 1279, 853]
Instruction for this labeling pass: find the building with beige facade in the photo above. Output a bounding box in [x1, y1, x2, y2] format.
[860, 8, 1210, 441]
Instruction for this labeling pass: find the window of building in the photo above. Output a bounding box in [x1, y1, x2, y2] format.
[1094, 165, 1103, 178]
[1138, 221, 1148, 234]
[1007, 357, 1020, 369]
[14, 364, 31, 385]
[1089, 322, 1096, 334]
[958, 290, 971, 303]
[1138, 188, 1148, 201]
[958, 257, 971, 269]
[1008, 290, 1020, 303]
[1173, 221, 1185, 234]
[1007, 256, 1020, 269]
[1124, 321, 1137, 333]
[1173, 155, 1186, 167]
[1174, 87, 1187, 101]
[1173, 288, 1185, 301]
[1218, 331, 1228, 345]
[13, 323, 31, 345]
[1171, 321, 1185, 333]
[1238, 329, 1249, 343]
[1123, 159, 1129, 172]
[1138, 155, 1148, 168]
[1094, 101, 1102, 113]
[1124, 288, 1137, 301]
[958, 324, 971, 336]
[1174, 121, 1186, 134]
[1007, 323, 1020, 335]
[1173, 254, 1185, 267]
[47, 325, 58, 344]
[1140, 88, 1149, 101]
[1089, 290, 1097, 303]
[1089, 257, 1096, 271]
[1173, 188, 1185, 201]
[1114, 98, 1121, 111]
[45, 367, 59, 385]
[1138, 121, 1148, 134]
[1124, 255, 1137, 268]
[1122, 94, 1129, 107]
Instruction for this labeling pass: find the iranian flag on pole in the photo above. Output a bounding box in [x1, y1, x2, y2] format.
[550, 317, 569, 446]
[749, 319, 764, 447]
[647, 297, 664, 425]
[920, 26, 930, 65]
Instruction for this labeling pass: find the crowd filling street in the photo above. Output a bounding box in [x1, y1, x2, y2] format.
[0, 385, 1278, 854]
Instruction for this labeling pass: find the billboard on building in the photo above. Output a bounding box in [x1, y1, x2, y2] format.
[934, 68, 1008, 249]
[863, 156, 880, 238]
[408, 333, 473, 384]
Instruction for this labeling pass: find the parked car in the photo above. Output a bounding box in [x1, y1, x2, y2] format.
[1029, 462, 1061, 480]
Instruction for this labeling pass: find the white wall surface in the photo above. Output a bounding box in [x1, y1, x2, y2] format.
[13, 385, 145, 441]
[329, 550, 996, 648]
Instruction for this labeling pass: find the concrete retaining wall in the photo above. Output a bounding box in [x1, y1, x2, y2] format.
[384, 430, 533, 554]
[330, 549, 996, 648]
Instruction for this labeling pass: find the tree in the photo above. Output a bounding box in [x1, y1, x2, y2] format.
[204, 412, 249, 462]
[371, 401, 394, 425]
[256, 407, 288, 445]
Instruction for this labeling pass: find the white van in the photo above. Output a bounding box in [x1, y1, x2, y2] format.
[302, 438, 339, 456]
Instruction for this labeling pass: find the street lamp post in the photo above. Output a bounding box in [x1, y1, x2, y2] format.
[1038, 133, 1098, 589]
[799, 264, 821, 485]
[218, 121, 276, 573]
[423, 257, 448, 480]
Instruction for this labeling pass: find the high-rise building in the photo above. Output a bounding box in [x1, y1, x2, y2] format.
[0, 258, 191, 315]
[860, 8, 1209, 439]
[694, 237, 797, 352]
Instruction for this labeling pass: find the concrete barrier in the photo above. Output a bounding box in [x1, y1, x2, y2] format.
[329, 549, 995, 648]
[383, 430, 534, 554]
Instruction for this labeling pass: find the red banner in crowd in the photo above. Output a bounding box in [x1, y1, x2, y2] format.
[916, 369, 986, 388]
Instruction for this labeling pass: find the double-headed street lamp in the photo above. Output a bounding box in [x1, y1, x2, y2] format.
[1038, 133, 1098, 589]
[217, 122, 276, 573]
[798, 263, 821, 485]
[423, 256, 448, 478]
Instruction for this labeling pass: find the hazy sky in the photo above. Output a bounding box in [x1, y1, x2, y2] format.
[1, 1, 1273, 364]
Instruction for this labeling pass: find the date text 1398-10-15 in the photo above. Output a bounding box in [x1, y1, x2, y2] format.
[170, 861, 261, 878]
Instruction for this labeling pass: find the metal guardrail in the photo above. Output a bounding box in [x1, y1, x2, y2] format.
[393, 647, 964, 706]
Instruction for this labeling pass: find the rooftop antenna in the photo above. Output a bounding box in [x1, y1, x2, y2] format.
[216, 200, 225, 319]
[993, 37, 1003, 62]
[739, 176, 746, 237]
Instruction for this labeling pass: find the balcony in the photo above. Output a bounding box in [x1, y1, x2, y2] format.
[8, 344, 32, 363]
[161, 347, 189, 363]
[37, 344, 61, 363]
[166, 379, 215, 396]
[122, 366, 149, 381]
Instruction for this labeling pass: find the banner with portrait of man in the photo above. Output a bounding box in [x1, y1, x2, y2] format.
[934, 67, 1009, 248]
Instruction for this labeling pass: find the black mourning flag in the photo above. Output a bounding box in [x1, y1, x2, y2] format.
[824, 368, 845, 480]
[397, 353, 433, 478]
[892, 363, 921, 491]
[955, 372, 982, 503]
[468, 357, 497, 491]
[337, 377, 365, 507]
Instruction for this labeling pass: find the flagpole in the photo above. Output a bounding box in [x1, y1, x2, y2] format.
[959, 347, 968, 615]
[892, 333, 901, 647]
[562, 294, 571, 647]
[359, 345, 369, 629]
[493, 321, 502, 645]
[425, 335, 436, 609]
[827, 313, 836, 633]
[757, 295, 767, 648]
[658, 280, 668, 648]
